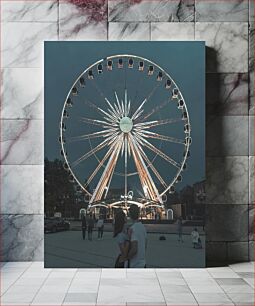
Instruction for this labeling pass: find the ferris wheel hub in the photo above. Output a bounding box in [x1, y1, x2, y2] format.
[119, 116, 133, 133]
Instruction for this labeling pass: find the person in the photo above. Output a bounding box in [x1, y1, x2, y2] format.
[97, 216, 104, 240]
[191, 228, 200, 248]
[113, 210, 129, 268]
[88, 214, 95, 241]
[81, 215, 87, 240]
[127, 204, 147, 268]
[177, 216, 183, 242]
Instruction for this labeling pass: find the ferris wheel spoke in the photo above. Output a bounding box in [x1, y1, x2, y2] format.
[79, 117, 118, 128]
[85, 138, 120, 187]
[90, 136, 123, 203]
[140, 98, 169, 122]
[134, 140, 168, 189]
[128, 134, 162, 203]
[72, 133, 119, 168]
[134, 118, 185, 129]
[133, 132, 181, 169]
[131, 82, 161, 121]
[135, 130, 184, 145]
[68, 128, 118, 143]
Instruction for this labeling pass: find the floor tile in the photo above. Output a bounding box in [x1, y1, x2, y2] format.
[227, 292, 254, 305]
[64, 292, 97, 303]
[193, 292, 234, 305]
[163, 292, 198, 305]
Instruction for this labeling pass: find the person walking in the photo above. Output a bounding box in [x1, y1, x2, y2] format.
[81, 215, 87, 240]
[177, 216, 183, 242]
[97, 216, 104, 240]
[88, 214, 95, 241]
[127, 204, 147, 268]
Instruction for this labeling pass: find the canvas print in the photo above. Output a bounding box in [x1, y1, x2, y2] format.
[44, 41, 205, 268]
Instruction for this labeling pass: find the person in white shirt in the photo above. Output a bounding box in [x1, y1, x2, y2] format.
[127, 204, 147, 268]
[191, 228, 200, 248]
[96, 216, 104, 240]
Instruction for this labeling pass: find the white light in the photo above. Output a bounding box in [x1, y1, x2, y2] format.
[119, 117, 133, 133]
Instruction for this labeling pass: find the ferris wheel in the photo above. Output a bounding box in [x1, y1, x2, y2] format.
[59, 54, 191, 210]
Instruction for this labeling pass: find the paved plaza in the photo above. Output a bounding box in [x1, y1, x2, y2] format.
[1, 261, 254, 305]
[45, 230, 205, 268]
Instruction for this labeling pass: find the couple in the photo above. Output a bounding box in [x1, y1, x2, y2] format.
[113, 204, 147, 268]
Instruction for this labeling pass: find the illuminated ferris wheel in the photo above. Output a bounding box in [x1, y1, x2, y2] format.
[59, 54, 191, 210]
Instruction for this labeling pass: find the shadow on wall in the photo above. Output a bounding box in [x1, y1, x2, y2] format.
[206, 47, 248, 266]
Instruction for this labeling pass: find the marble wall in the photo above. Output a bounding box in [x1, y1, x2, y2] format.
[0, 0, 254, 264]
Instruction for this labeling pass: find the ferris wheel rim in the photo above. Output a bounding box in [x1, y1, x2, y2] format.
[60, 53, 191, 200]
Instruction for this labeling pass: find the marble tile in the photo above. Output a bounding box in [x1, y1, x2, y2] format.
[206, 73, 248, 116]
[249, 157, 254, 205]
[108, 0, 195, 22]
[206, 116, 248, 156]
[230, 261, 254, 272]
[64, 293, 97, 303]
[206, 156, 249, 204]
[206, 205, 249, 242]
[1, 0, 58, 22]
[2, 285, 39, 304]
[248, 204, 254, 240]
[195, 22, 248, 73]
[227, 292, 254, 305]
[192, 292, 233, 305]
[227, 242, 249, 262]
[162, 292, 198, 305]
[249, 241, 254, 261]
[2, 22, 58, 68]
[196, 0, 248, 22]
[0, 214, 43, 261]
[207, 267, 240, 279]
[0, 119, 43, 165]
[109, 22, 150, 40]
[1, 165, 43, 214]
[249, 116, 254, 155]
[1, 68, 43, 119]
[249, 25, 254, 114]
[250, 0, 255, 22]
[31, 291, 66, 305]
[151, 22, 195, 40]
[59, 1, 107, 40]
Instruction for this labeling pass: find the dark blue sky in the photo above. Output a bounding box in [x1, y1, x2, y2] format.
[45, 41, 205, 194]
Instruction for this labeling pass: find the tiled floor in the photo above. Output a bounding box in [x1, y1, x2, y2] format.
[0, 262, 254, 305]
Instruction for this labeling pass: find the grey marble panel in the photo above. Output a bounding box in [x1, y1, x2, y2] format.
[250, 0, 254, 22]
[1, 214, 43, 261]
[249, 25, 254, 114]
[249, 157, 254, 205]
[206, 156, 249, 204]
[206, 204, 248, 242]
[1, 165, 43, 214]
[0, 119, 43, 165]
[206, 242, 227, 263]
[1, 0, 58, 22]
[206, 73, 248, 116]
[1, 68, 43, 119]
[195, 22, 248, 73]
[249, 241, 254, 261]
[108, 22, 150, 40]
[151, 22, 194, 40]
[248, 204, 254, 240]
[108, 0, 195, 22]
[249, 116, 254, 155]
[227, 242, 249, 262]
[59, 1, 107, 40]
[206, 116, 248, 156]
[196, 0, 248, 22]
[2, 22, 58, 68]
